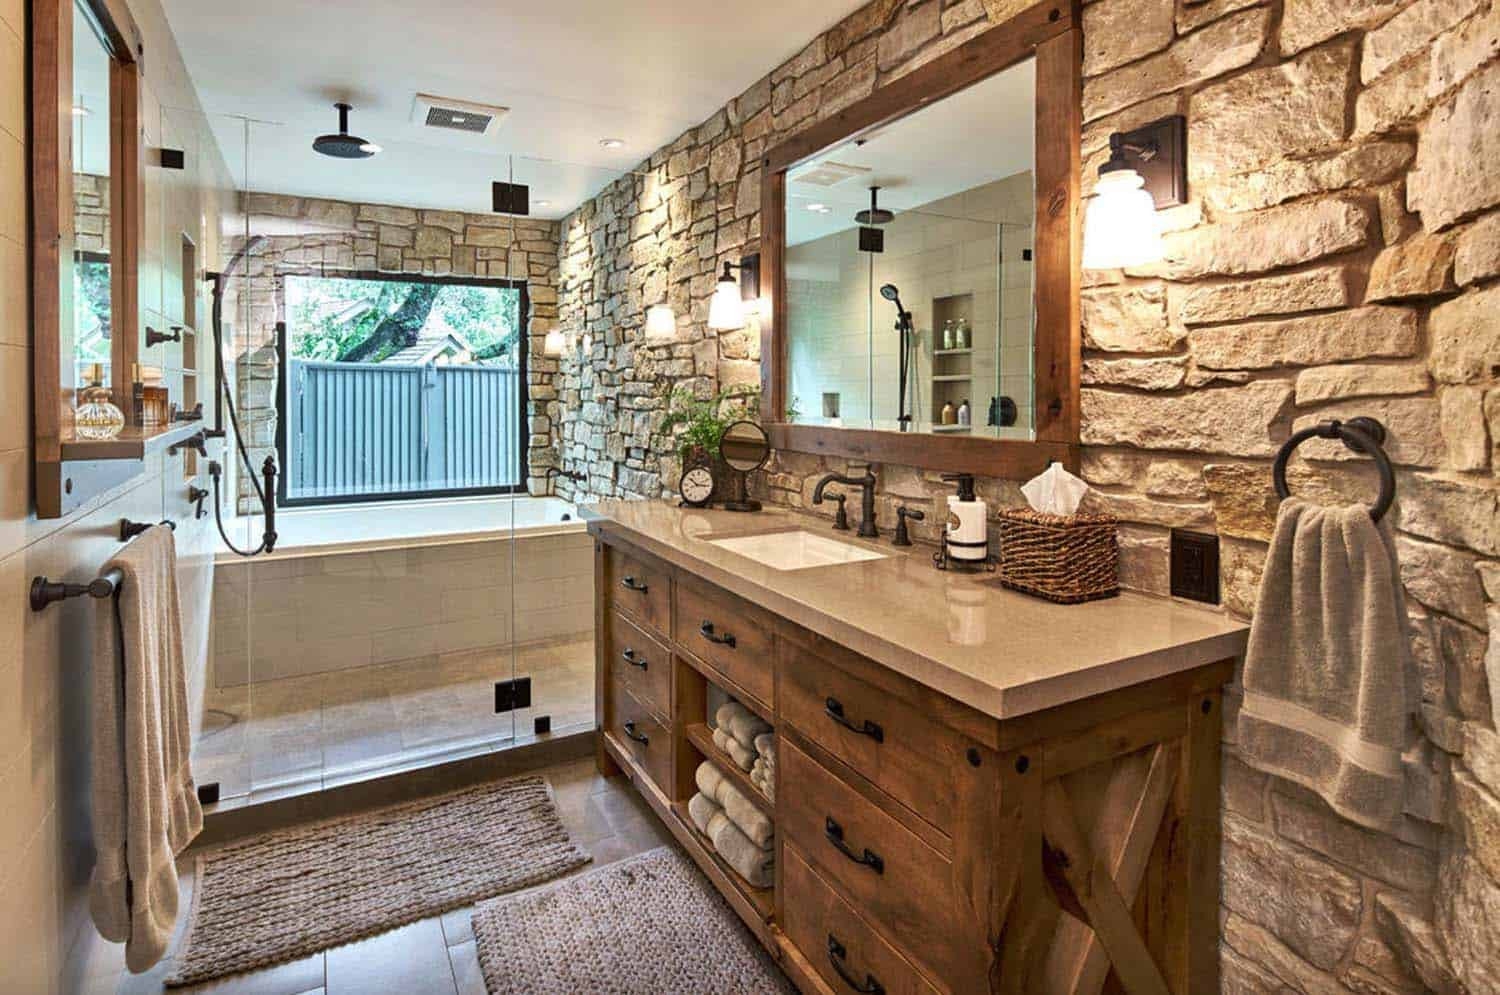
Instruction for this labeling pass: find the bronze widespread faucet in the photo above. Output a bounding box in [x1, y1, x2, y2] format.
[813, 467, 878, 539]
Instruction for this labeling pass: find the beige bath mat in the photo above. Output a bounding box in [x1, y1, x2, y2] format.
[166, 775, 589, 986]
[471, 846, 794, 994]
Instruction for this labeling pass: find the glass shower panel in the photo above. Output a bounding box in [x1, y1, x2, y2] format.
[783, 179, 874, 428]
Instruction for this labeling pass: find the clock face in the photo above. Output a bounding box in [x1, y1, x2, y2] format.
[680, 465, 715, 506]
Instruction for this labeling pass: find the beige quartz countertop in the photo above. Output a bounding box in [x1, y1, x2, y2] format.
[582, 500, 1248, 721]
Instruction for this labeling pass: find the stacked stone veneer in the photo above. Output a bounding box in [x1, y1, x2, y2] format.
[225, 192, 562, 509]
[552, 0, 1500, 989]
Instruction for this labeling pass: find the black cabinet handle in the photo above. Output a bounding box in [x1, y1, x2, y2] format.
[824, 817, 884, 874]
[621, 648, 647, 670]
[623, 720, 649, 745]
[825, 697, 883, 743]
[699, 620, 736, 648]
[620, 575, 648, 593]
[827, 936, 884, 995]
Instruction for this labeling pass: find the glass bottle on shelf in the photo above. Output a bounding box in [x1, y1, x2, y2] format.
[941, 400, 956, 425]
[75, 363, 125, 440]
[941, 320, 955, 351]
[957, 399, 971, 426]
[957, 317, 971, 349]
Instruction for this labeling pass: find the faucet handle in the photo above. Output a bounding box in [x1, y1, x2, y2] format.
[829, 493, 850, 531]
[893, 505, 925, 547]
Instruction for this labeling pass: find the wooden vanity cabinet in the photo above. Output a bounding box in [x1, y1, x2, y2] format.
[593, 533, 1232, 995]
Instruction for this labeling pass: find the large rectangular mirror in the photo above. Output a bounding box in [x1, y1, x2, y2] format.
[784, 57, 1035, 440]
[760, 3, 1080, 478]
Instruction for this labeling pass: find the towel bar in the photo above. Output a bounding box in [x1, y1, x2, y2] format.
[1272, 416, 1395, 523]
[119, 518, 175, 541]
[30, 520, 173, 612]
[30, 568, 124, 611]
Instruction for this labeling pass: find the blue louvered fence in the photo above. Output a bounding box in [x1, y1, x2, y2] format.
[285, 360, 522, 501]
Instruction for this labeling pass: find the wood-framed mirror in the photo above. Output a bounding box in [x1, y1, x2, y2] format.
[758, 1, 1081, 480]
[32, 0, 146, 517]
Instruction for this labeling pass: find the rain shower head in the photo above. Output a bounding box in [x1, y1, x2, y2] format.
[855, 186, 894, 225]
[313, 102, 380, 159]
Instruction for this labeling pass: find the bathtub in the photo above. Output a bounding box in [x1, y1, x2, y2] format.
[210, 494, 594, 687]
[216, 494, 583, 560]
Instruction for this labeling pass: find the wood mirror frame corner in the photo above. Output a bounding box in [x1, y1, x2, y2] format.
[32, 0, 146, 518]
[757, 0, 1082, 480]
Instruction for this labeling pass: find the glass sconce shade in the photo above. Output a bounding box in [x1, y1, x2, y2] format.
[75, 365, 124, 440]
[543, 328, 565, 357]
[645, 305, 677, 341]
[1082, 169, 1164, 270]
[708, 277, 746, 331]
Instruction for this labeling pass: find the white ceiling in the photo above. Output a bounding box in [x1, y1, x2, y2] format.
[785, 56, 1036, 245]
[159, 0, 870, 220]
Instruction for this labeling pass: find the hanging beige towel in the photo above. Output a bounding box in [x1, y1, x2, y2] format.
[1237, 499, 1413, 832]
[90, 525, 203, 972]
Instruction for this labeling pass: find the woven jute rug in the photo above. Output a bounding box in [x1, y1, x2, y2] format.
[472, 845, 795, 994]
[166, 775, 590, 986]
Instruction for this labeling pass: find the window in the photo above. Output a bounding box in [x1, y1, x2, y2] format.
[276, 271, 529, 506]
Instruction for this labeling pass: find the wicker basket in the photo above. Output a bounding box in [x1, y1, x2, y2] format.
[997, 509, 1120, 604]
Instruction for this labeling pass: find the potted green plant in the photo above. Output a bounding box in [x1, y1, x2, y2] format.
[659, 384, 761, 491]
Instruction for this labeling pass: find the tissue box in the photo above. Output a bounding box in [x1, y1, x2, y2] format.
[997, 509, 1119, 604]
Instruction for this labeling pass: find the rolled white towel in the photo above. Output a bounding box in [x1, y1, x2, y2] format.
[753, 731, 775, 762]
[715, 701, 771, 752]
[697, 761, 773, 846]
[712, 726, 756, 771]
[706, 808, 774, 889]
[688, 791, 720, 836]
[695, 761, 725, 800]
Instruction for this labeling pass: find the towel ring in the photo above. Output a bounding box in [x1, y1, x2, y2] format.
[1272, 417, 1395, 523]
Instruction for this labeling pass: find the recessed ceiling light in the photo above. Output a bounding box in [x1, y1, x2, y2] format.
[71, 105, 90, 116]
[598, 138, 625, 150]
[806, 203, 832, 214]
[534, 199, 552, 207]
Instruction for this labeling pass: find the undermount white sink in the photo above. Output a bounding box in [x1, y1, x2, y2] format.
[707, 530, 888, 571]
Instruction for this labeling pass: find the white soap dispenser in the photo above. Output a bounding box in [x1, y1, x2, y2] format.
[941, 473, 988, 563]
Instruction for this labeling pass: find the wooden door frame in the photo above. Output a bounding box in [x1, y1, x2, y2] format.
[757, 0, 1082, 479]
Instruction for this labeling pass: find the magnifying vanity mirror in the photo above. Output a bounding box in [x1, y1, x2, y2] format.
[759, 3, 1080, 479]
[719, 420, 770, 512]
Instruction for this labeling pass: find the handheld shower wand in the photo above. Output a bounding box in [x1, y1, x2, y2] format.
[880, 284, 915, 431]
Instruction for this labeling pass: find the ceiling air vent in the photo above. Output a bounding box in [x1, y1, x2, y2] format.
[792, 161, 870, 187]
[410, 94, 509, 137]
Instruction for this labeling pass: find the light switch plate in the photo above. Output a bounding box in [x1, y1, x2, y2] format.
[1170, 529, 1220, 604]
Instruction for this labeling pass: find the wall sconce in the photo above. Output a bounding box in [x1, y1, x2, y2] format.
[645, 305, 677, 341]
[543, 328, 565, 357]
[1083, 115, 1186, 270]
[707, 254, 761, 331]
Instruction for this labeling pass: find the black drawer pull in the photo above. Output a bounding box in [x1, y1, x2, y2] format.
[623, 720, 649, 746]
[824, 697, 883, 743]
[699, 620, 736, 648]
[620, 575, 648, 593]
[621, 648, 648, 670]
[824, 817, 884, 874]
[827, 936, 884, 995]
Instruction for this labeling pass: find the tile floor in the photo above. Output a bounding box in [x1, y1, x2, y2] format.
[192, 635, 595, 805]
[77, 756, 674, 995]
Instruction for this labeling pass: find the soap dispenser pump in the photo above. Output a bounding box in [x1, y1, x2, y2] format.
[941, 473, 988, 564]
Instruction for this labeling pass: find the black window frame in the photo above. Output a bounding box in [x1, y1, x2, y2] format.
[274, 269, 531, 509]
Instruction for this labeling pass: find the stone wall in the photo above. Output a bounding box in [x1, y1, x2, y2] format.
[228, 192, 562, 508]
[553, 0, 1500, 989]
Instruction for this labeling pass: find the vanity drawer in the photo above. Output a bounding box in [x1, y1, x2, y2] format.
[604, 680, 671, 795]
[605, 609, 671, 719]
[779, 738, 958, 984]
[673, 580, 774, 708]
[603, 544, 671, 637]
[782, 845, 942, 995]
[779, 635, 963, 834]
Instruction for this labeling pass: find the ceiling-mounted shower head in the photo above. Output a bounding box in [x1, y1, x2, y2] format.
[313, 102, 380, 159]
[855, 186, 894, 225]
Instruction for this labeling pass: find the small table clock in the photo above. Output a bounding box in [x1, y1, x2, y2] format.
[679, 464, 716, 508]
